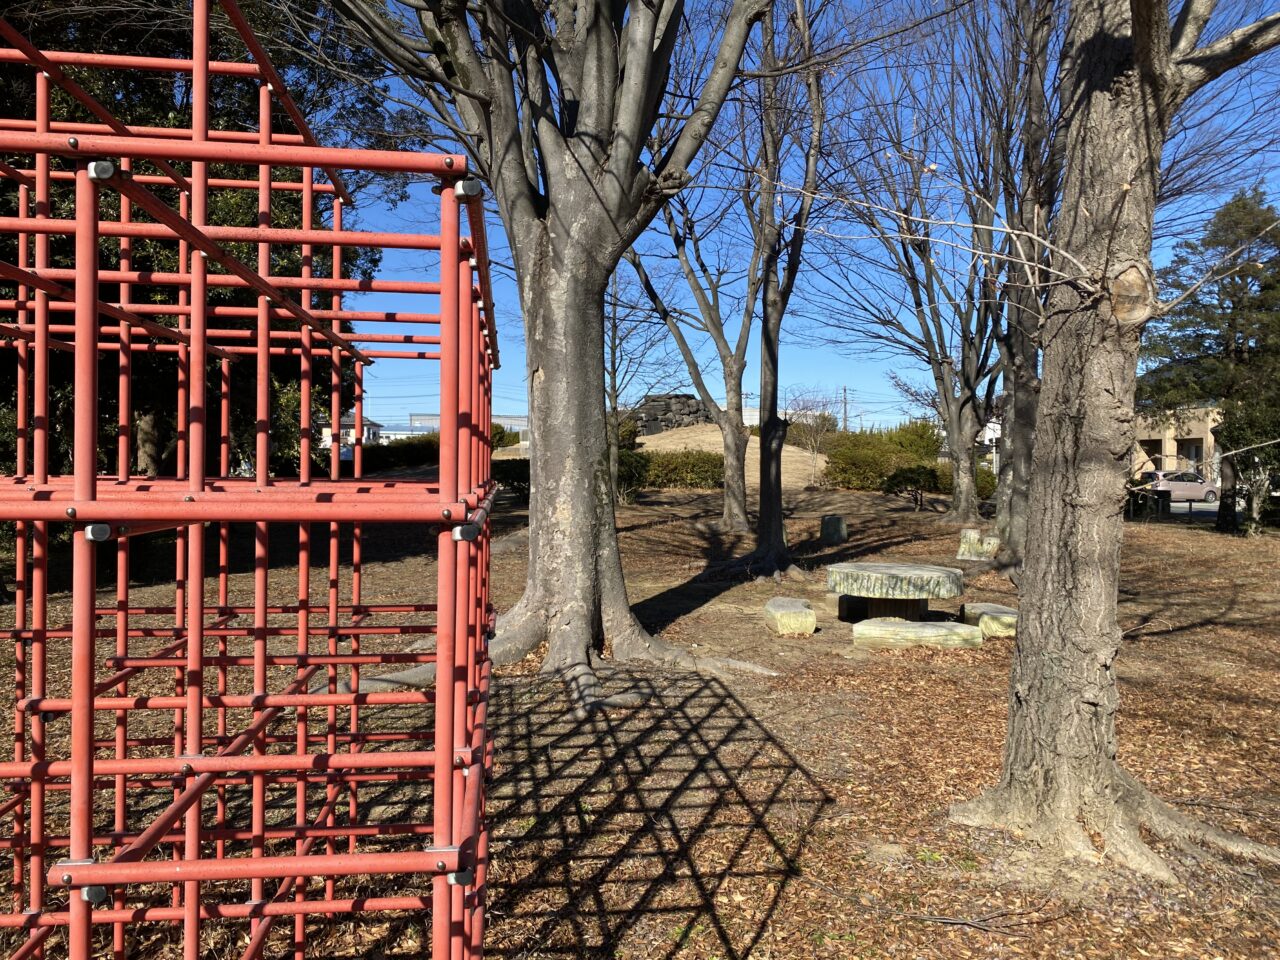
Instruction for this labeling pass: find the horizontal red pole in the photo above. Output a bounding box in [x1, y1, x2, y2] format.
[1, 164, 332, 192]
[0, 129, 467, 175]
[20, 689, 434, 713]
[106, 650, 436, 667]
[23, 820, 437, 851]
[0, 494, 468, 524]
[31, 266, 442, 295]
[6, 303, 442, 326]
[0, 118, 302, 143]
[0, 216, 445, 251]
[0, 894, 438, 928]
[0, 47, 261, 76]
[0, 749, 438, 780]
[50, 848, 460, 888]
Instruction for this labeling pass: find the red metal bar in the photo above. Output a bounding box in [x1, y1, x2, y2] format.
[0, 9, 495, 957]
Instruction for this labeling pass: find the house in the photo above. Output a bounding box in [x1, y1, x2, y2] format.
[1132, 403, 1221, 477]
[318, 417, 383, 448]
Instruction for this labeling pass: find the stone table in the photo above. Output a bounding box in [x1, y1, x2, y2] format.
[826, 561, 964, 621]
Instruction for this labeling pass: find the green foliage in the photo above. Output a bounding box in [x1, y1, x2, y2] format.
[616, 416, 640, 452]
[976, 466, 998, 500]
[938, 464, 998, 500]
[1139, 189, 1280, 529]
[614, 449, 725, 503]
[361, 434, 440, 474]
[490, 423, 521, 448]
[881, 464, 941, 510]
[824, 421, 943, 489]
[641, 450, 725, 489]
[0, 2, 393, 484]
[882, 464, 942, 495]
[1141, 188, 1280, 412]
[615, 449, 649, 503]
[491, 459, 531, 504]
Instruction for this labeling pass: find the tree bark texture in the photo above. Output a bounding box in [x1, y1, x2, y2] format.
[995, 313, 1040, 565]
[754, 294, 791, 568]
[718, 405, 751, 533]
[492, 257, 650, 676]
[957, 0, 1178, 877]
[942, 400, 983, 522]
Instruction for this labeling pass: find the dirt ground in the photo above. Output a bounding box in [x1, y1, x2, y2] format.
[477, 490, 1280, 960]
[1, 486, 1277, 959]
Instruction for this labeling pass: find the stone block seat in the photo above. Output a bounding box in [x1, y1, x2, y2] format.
[847, 618, 983, 650]
[826, 561, 963, 621]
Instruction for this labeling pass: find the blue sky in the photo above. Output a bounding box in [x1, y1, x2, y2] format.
[346, 180, 917, 429]
[343, 167, 1277, 431]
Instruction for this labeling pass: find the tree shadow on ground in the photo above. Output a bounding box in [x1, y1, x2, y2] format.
[481, 669, 832, 959]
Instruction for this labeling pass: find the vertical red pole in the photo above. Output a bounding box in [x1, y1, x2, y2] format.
[184, 5, 211, 955]
[66, 159, 101, 960]
[251, 79, 272, 928]
[11, 177, 29, 911]
[452, 252, 475, 960]
[113, 154, 134, 960]
[27, 68, 51, 957]
[294, 166, 317, 959]
[433, 177, 461, 960]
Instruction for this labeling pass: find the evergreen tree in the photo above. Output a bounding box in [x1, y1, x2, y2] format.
[1140, 188, 1280, 532]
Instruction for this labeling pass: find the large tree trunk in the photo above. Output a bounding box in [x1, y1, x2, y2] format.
[491, 265, 649, 681]
[491, 259, 749, 707]
[953, 4, 1237, 879]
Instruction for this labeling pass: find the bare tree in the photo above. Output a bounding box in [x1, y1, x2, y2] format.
[811, 22, 1007, 523]
[604, 272, 683, 499]
[331, 0, 773, 710]
[626, 188, 756, 532]
[953, 0, 1280, 878]
[628, 0, 826, 554]
[750, 0, 825, 575]
[784, 387, 838, 486]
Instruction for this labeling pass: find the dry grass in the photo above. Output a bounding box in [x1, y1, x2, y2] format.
[635, 424, 828, 490]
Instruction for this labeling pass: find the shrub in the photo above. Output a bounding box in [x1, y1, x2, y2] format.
[976, 465, 997, 500]
[491, 423, 521, 448]
[491, 458, 531, 504]
[881, 464, 941, 511]
[642, 450, 725, 490]
[935, 464, 999, 500]
[613, 449, 726, 502]
[824, 432, 922, 489]
[360, 433, 440, 474]
[615, 449, 649, 503]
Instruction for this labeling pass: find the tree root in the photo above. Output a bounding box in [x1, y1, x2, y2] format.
[952, 764, 1279, 883]
[694, 546, 807, 582]
[489, 596, 547, 666]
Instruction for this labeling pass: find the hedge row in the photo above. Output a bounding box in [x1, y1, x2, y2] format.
[882, 463, 998, 506]
[824, 423, 996, 500]
[824, 423, 942, 490]
[361, 434, 440, 473]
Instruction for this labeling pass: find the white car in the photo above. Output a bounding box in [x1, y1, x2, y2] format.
[1135, 470, 1220, 503]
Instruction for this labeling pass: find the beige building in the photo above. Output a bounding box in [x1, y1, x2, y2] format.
[1132, 404, 1221, 477]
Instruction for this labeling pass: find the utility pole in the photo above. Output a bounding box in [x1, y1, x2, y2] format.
[842, 386, 848, 432]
